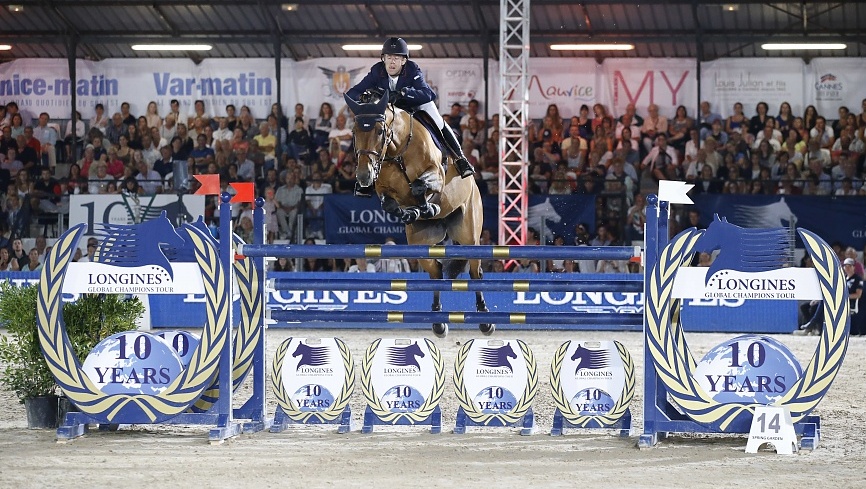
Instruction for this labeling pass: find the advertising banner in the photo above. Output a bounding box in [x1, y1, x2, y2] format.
[0, 58, 281, 120]
[700, 58, 806, 118]
[323, 193, 595, 245]
[601, 58, 697, 119]
[807, 58, 866, 118]
[527, 58, 598, 119]
[69, 194, 206, 235]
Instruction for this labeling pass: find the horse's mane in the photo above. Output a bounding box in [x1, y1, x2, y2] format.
[93, 223, 144, 264]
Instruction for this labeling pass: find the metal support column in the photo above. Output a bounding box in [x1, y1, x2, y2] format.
[498, 0, 530, 246]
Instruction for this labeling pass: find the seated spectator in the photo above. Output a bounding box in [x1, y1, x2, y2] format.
[88, 163, 115, 194]
[725, 102, 747, 136]
[188, 135, 215, 172]
[698, 101, 722, 139]
[327, 115, 353, 164]
[135, 160, 162, 195]
[90, 104, 109, 134]
[810, 116, 835, 149]
[640, 104, 668, 155]
[561, 123, 588, 170]
[641, 134, 679, 181]
[667, 105, 694, 152]
[749, 101, 774, 138]
[375, 237, 412, 272]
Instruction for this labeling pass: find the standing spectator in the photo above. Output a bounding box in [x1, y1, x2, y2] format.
[275, 172, 303, 241]
[304, 172, 331, 239]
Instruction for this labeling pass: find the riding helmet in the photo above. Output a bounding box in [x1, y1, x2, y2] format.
[381, 37, 410, 58]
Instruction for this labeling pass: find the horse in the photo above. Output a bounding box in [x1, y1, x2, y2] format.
[571, 345, 611, 374]
[93, 211, 185, 279]
[695, 214, 791, 283]
[293, 343, 330, 368]
[385, 342, 425, 371]
[344, 90, 492, 338]
[479, 343, 517, 373]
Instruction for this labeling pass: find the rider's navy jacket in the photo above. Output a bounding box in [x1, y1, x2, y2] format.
[346, 61, 436, 110]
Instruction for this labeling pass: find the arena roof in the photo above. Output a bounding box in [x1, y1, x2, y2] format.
[0, 1, 862, 61]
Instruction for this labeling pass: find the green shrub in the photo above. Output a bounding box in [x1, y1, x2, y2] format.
[0, 281, 145, 402]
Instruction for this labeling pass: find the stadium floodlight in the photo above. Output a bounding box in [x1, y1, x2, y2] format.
[761, 43, 846, 50]
[550, 44, 635, 51]
[131, 44, 213, 51]
[342, 44, 423, 51]
[0, 45, 11, 51]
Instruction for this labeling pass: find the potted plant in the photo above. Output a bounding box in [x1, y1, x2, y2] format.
[0, 282, 59, 428]
[0, 281, 145, 429]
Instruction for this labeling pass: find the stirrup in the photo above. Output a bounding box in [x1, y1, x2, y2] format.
[354, 183, 375, 198]
[454, 157, 475, 179]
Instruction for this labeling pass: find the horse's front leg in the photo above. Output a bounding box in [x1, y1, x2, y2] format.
[404, 173, 442, 223]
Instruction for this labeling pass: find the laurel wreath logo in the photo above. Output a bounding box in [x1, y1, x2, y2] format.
[549, 340, 634, 427]
[645, 228, 849, 431]
[37, 224, 228, 423]
[270, 338, 355, 423]
[453, 339, 538, 425]
[192, 235, 262, 412]
[360, 338, 444, 424]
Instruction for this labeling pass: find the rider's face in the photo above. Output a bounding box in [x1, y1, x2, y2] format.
[383, 55, 406, 76]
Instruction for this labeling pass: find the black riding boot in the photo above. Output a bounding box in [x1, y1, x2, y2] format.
[440, 125, 475, 179]
[354, 182, 375, 198]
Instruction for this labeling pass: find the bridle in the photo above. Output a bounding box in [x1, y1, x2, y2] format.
[353, 104, 414, 184]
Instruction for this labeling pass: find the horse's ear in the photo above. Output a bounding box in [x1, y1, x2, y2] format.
[160, 210, 168, 219]
[722, 216, 728, 222]
[344, 93, 362, 116]
[374, 89, 389, 113]
[713, 213, 721, 222]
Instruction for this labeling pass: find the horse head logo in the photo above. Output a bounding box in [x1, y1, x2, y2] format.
[385, 341, 425, 370]
[527, 198, 563, 242]
[293, 343, 330, 369]
[479, 343, 518, 373]
[163, 216, 214, 262]
[93, 211, 185, 279]
[695, 214, 791, 283]
[571, 345, 611, 375]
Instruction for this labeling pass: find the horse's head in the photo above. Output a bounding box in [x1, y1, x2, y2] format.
[571, 345, 587, 362]
[148, 211, 186, 249]
[345, 92, 390, 187]
[695, 214, 729, 253]
[292, 343, 306, 358]
[407, 341, 425, 360]
[502, 343, 517, 359]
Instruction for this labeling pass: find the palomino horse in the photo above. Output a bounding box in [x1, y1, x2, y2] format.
[344, 91, 492, 338]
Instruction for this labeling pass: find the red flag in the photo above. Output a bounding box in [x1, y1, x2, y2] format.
[193, 174, 220, 195]
[230, 182, 255, 203]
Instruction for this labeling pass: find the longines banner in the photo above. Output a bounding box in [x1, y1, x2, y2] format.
[1, 57, 861, 121]
[322, 194, 596, 245]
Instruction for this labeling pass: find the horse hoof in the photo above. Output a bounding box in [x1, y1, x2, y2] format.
[401, 208, 420, 224]
[479, 323, 495, 336]
[433, 323, 449, 338]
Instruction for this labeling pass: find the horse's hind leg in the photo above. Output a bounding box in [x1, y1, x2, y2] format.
[422, 258, 447, 337]
[470, 260, 494, 335]
[409, 221, 450, 338]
